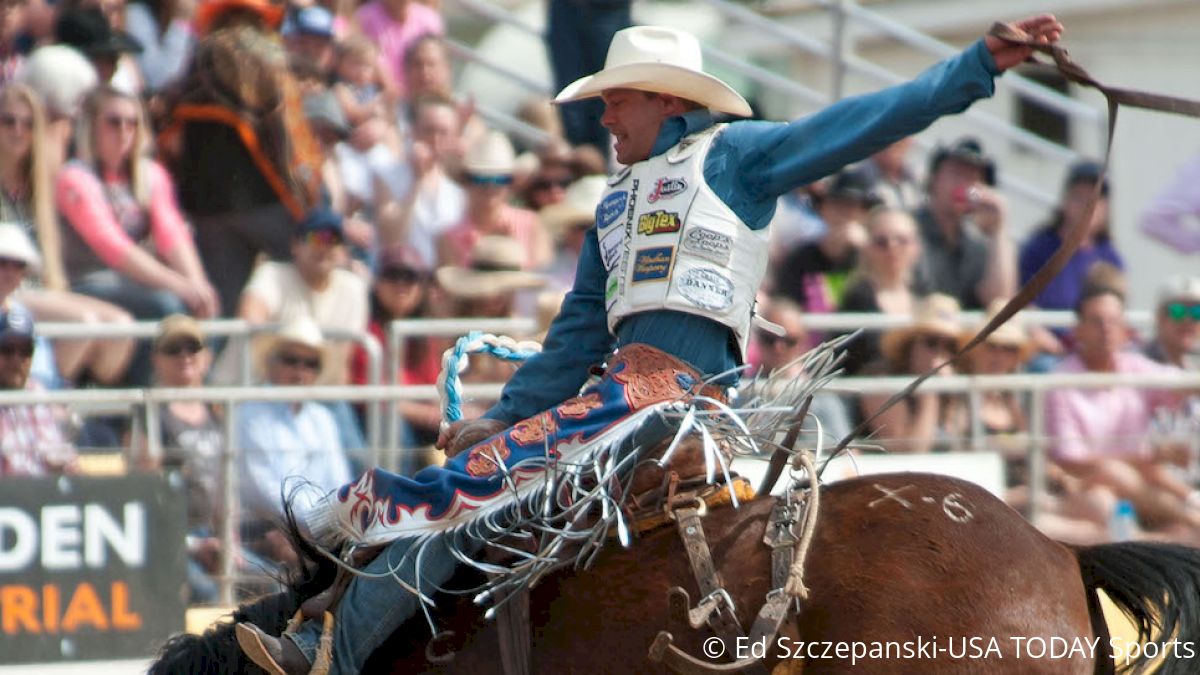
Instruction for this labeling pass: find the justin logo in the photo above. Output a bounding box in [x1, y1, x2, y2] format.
[636, 210, 682, 235]
[648, 177, 687, 203]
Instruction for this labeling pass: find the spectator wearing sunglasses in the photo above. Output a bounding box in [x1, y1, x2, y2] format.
[350, 244, 445, 473]
[837, 207, 928, 374]
[231, 207, 368, 388]
[516, 140, 581, 212]
[748, 296, 851, 443]
[858, 293, 970, 453]
[437, 131, 551, 271]
[0, 303, 77, 477]
[0, 85, 137, 388]
[56, 86, 217, 320]
[139, 314, 226, 602]
[217, 207, 368, 457]
[56, 85, 217, 384]
[236, 316, 352, 563]
[1144, 276, 1200, 371]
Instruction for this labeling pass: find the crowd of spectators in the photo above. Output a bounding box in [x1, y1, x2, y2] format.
[0, 0, 1197, 595]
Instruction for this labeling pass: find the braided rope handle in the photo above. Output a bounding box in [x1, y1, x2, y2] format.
[437, 331, 542, 424]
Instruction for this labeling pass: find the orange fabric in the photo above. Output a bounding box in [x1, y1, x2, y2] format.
[161, 104, 306, 221]
[194, 0, 284, 35]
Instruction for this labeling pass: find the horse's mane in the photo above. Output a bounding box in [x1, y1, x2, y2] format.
[148, 506, 339, 674]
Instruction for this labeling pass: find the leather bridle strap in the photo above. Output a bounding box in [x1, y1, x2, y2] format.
[823, 25, 1200, 474]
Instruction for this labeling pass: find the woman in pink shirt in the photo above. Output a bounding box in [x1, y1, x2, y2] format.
[1, 82, 135, 386]
[56, 86, 217, 383]
[353, 0, 443, 96]
[56, 85, 217, 321]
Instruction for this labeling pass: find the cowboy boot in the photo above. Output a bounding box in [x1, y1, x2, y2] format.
[236, 622, 311, 675]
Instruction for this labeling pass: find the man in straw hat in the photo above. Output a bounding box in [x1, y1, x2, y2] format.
[237, 16, 1065, 673]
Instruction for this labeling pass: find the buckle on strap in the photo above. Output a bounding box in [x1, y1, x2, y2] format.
[687, 588, 738, 631]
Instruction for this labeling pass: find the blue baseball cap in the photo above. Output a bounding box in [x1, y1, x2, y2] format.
[0, 304, 35, 342]
[283, 6, 335, 39]
[298, 207, 344, 238]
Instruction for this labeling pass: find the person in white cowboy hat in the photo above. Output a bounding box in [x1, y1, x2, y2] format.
[435, 234, 547, 317]
[234, 315, 353, 563]
[238, 14, 1067, 673]
[437, 130, 553, 271]
[539, 173, 608, 289]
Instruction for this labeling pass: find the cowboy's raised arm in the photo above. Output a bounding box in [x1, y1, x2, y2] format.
[717, 15, 1062, 204]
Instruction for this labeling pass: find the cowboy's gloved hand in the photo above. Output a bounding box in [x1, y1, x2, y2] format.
[984, 14, 1064, 71]
[437, 418, 508, 457]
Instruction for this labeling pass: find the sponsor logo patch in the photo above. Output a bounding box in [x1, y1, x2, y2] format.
[596, 191, 628, 229]
[636, 210, 682, 236]
[682, 227, 733, 264]
[599, 229, 623, 272]
[648, 177, 687, 203]
[678, 268, 734, 310]
[632, 246, 674, 282]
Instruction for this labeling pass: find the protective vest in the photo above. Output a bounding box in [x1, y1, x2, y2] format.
[598, 124, 769, 360]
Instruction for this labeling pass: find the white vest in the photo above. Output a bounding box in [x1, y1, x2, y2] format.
[597, 124, 769, 360]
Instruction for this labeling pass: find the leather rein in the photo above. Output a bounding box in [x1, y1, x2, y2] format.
[822, 23, 1200, 476]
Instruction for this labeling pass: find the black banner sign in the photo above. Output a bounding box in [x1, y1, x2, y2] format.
[0, 474, 187, 664]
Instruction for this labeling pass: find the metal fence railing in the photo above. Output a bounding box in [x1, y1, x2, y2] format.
[8, 365, 1196, 602]
[20, 311, 1194, 602]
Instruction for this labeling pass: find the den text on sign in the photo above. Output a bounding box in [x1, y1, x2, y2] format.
[0, 475, 187, 664]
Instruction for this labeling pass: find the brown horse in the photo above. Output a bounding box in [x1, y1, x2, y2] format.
[151, 471, 1200, 674]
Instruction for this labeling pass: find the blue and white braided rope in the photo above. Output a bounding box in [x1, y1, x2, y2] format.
[437, 331, 542, 424]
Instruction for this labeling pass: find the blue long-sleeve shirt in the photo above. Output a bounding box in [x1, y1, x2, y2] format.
[484, 39, 1000, 424]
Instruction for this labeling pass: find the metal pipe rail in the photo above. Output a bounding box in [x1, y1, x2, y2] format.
[14, 370, 1194, 599]
[32, 319, 385, 465]
[445, 38, 551, 95]
[4, 381, 503, 603]
[797, 309, 1154, 332]
[698, 0, 1087, 165]
[817, 0, 1102, 122]
[703, 48, 829, 109]
[819, 370, 1200, 526]
[474, 102, 557, 148]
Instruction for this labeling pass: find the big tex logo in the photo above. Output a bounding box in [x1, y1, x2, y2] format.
[636, 210, 681, 236]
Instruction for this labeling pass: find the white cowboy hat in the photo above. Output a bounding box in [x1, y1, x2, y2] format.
[436, 235, 546, 299]
[554, 26, 751, 118]
[463, 130, 516, 176]
[539, 174, 608, 239]
[255, 315, 327, 376]
[0, 223, 42, 272]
